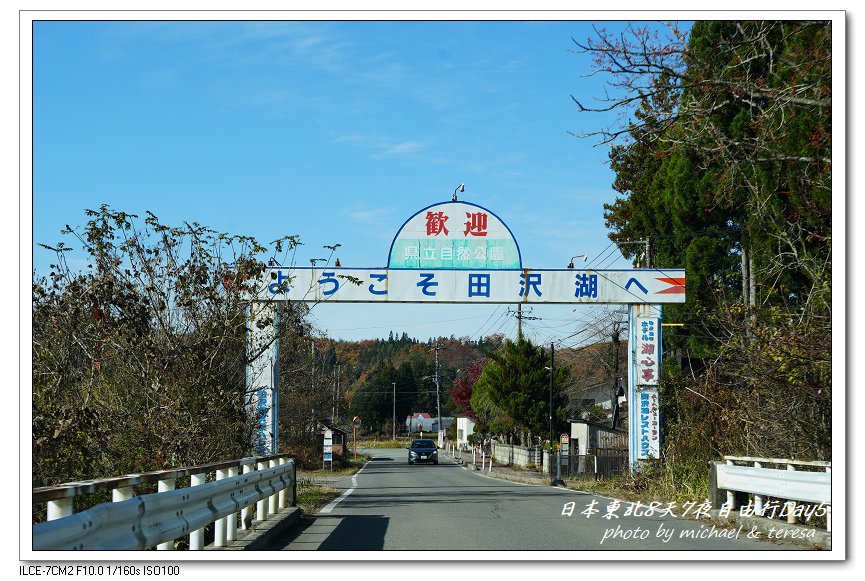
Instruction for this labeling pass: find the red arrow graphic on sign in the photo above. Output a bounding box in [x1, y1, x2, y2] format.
[655, 277, 685, 294]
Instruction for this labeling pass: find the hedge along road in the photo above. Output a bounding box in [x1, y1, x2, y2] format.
[262, 447, 799, 552]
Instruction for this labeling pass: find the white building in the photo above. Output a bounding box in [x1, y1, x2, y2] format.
[455, 417, 476, 448]
[405, 413, 455, 435]
[406, 412, 436, 433]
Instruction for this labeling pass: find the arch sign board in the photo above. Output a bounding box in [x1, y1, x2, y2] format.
[257, 200, 685, 305]
[247, 200, 684, 467]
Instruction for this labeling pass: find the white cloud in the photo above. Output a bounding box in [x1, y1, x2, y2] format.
[382, 141, 422, 155]
[348, 208, 393, 225]
[334, 134, 423, 158]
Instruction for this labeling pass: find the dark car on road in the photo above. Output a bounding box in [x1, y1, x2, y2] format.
[407, 438, 438, 465]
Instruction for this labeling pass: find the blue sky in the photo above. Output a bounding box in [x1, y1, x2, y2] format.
[33, 19, 672, 343]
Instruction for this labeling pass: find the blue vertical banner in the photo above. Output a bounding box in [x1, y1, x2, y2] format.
[629, 305, 662, 467]
[246, 302, 279, 455]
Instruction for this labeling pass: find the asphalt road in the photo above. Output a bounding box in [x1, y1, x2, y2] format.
[263, 448, 799, 552]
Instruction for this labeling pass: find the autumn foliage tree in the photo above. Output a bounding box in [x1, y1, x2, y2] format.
[448, 359, 485, 419]
[32, 206, 312, 488]
[572, 20, 832, 483]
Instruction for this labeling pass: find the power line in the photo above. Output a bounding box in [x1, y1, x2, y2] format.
[585, 242, 618, 270]
[327, 313, 490, 332]
[470, 305, 503, 340]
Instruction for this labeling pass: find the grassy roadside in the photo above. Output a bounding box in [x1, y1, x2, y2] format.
[562, 475, 678, 504]
[295, 480, 341, 514]
[354, 438, 412, 449]
[294, 455, 371, 514]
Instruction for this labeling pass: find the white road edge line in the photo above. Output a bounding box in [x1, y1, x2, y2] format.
[319, 459, 371, 514]
[320, 487, 354, 513]
[466, 466, 581, 492]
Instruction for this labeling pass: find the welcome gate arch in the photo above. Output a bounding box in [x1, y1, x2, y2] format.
[245, 199, 685, 470]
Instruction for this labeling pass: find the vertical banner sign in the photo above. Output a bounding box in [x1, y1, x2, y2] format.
[629, 305, 663, 465]
[637, 390, 661, 459]
[246, 303, 279, 455]
[323, 429, 333, 468]
[635, 316, 660, 385]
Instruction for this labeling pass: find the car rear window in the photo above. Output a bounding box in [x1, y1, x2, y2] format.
[412, 440, 435, 448]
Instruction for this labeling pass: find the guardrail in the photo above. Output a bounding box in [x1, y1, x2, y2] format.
[32, 454, 295, 550]
[713, 455, 831, 532]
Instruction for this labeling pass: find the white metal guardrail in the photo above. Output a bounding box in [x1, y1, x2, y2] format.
[716, 456, 831, 532]
[32, 454, 295, 550]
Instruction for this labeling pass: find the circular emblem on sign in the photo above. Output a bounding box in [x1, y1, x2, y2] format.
[388, 201, 522, 270]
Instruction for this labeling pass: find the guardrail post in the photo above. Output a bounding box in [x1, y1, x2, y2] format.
[826, 466, 831, 532]
[157, 479, 176, 550]
[214, 469, 229, 547]
[786, 464, 797, 524]
[227, 466, 239, 540]
[256, 460, 267, 522]
[278, 458, 288, 509]
[753, 461, 763, 516]
[725, 459, 736, 511]
[47, 498, 73, 521]
[112, 485, 133, 502]
[241, 462, 253, 529]
[707, 461, 725, 509]
[268, 459, 278, 515]
[289, 460, 297, 507]
[189, 472, 206, 550]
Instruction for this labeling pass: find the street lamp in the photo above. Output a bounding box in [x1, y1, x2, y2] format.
[567, 255, 588, 269]
[452, 183, 465, 202]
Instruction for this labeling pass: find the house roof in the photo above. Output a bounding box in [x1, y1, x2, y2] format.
[317, 418, 349, 435]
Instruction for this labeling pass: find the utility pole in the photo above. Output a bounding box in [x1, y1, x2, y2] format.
[611, 330, 620, 429]
[392, 382, 396, 441]
[435, 340, 442, 448]
[517, 304, 522, 339]
[336, 364, 340, 423]
[310, 340, 315, 394]
[515, 304, 537, 340]
[549, 342, 554, 484]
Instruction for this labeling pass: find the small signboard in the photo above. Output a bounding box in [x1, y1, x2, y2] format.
[636, 390, 660, 459]
[635, 316, 660, 386]
[324, 429, 333, 468]
[560, 433, 569, 453]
